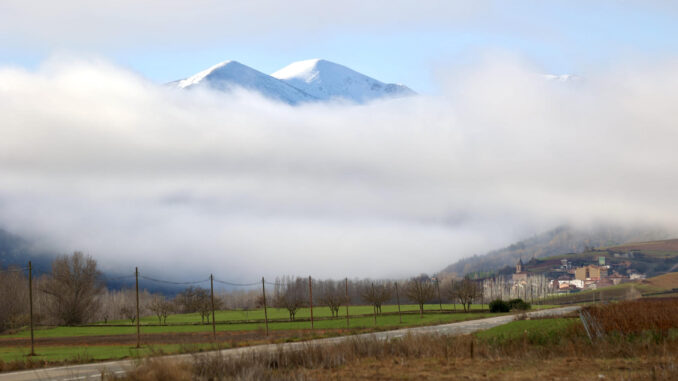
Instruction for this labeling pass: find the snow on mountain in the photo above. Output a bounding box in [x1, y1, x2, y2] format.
[170, 60, 316, 105]
[272, 59, 416, 103]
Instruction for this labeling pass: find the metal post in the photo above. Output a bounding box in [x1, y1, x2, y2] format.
[262, 277, 269, 336]
[28, 261, 35, 356]
[308, 276, 314, 329]
[345, 278, 350, 329]
[135, 267, 140, 348]
[395, 282, 402, 324]
[210, 274, 216, 340]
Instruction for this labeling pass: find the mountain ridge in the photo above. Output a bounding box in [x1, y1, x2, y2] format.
[272, 58, 416, 103]
[170, 58, 416, 105]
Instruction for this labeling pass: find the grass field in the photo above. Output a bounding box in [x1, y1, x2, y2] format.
[3, 311, 499, 340]
[0, 303, 524, 364]
[475, 318, 579, 343]
[114, 303, 491, 325]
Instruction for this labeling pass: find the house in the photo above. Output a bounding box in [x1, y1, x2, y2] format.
[575, 265, 608, 281]
[607, 273, 626, 285]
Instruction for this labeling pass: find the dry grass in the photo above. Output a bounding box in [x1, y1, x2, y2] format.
[106, 330, 678, 380]
[645, 272, 678, 290]
[586, 298, 678, 335]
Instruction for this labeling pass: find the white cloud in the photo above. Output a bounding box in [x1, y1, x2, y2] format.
[1, 56, 677, 281]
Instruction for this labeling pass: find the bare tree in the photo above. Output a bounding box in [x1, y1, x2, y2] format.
[147, 295, 173, 325]
[120, 304, 137, 323]
[360, 282, 392, 315]
[41, 252, 104, 325]
[448, 277, 481, 312]
[273, 277, 307, 321]
[0, 267, 28, 332]
[317, 280, 345, 318]
[405, 278, 435, 317]
[195, 288, 215, 324]
[176, 286, 213, 323]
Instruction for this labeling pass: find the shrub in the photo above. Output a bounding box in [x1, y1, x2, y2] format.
[507, 298, 531, 311]
[489, 299, 510, 313]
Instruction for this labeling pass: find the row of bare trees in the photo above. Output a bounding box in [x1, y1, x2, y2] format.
[269, 276, 484, 321]
[1, 252, 488, 332]
[1, 252, 178, 331]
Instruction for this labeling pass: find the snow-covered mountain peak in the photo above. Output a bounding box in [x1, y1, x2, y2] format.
[272, 59, 416, 103]
[171, 58, 415, 105]
[171, 60, 315, 105]
[272, 59, 347, 83]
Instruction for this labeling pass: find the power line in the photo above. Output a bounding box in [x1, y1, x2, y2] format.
[139, 275, 210, 285]
[102, 274, 136, 281]
[213, 279, 260, 287]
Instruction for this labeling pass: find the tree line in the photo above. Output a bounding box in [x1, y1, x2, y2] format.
[0, 252, 489, 332]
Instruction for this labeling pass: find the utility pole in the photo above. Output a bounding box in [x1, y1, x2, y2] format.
[345, 278, 350, 329]
[395, 282, 402, 324]
[261, 277, 269, 336]
[308, 276, 314, 329]
[135, 267, 140, 349]
[210, 274, 216, 340]
[28, 261, 35, 356]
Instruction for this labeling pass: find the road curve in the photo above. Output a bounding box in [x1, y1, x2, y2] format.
[0, 306, 580, 381]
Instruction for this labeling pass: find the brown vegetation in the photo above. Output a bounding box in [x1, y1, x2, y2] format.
[585, 298, 678, 335]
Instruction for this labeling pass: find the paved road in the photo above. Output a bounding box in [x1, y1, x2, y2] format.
[0, 306, 580, 381]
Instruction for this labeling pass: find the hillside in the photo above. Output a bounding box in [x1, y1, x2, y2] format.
[440, 225, 669, 277]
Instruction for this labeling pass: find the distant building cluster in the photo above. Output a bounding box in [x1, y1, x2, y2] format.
[510, 254, 646, 294]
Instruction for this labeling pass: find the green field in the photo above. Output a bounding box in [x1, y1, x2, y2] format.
[475, 318, 579, 344]
[5, 312, 501, 340]
[0, 303, 560, 364]
[3, 304, 506, 340]
[1, 303, 535, 364]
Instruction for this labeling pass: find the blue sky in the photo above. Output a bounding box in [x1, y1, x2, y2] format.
[1, 1, 677, 93]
